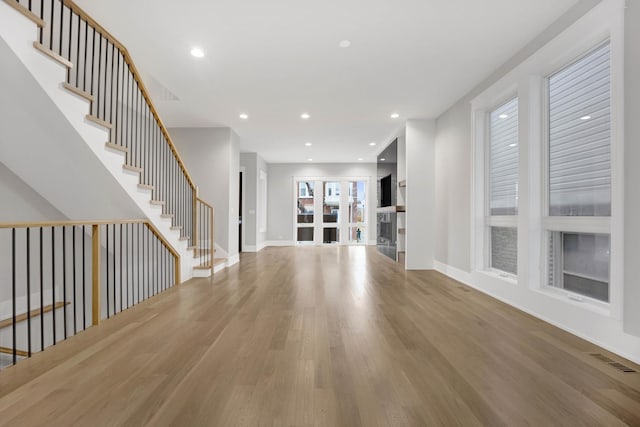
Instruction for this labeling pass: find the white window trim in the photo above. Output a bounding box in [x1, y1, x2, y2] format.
[472, 87, 520, 280]
[470, 0, 624, 318]
[540, 39, 619, 310]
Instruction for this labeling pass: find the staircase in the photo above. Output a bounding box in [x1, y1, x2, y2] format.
[0, 0, 218, 279]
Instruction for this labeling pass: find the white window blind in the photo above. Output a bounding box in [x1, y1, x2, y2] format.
[548, 41, 611, 216]
[489, 98, 519, 215]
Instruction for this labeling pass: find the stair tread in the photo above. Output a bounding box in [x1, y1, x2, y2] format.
[62, 82, 93, 102]
[123, 164, 143, 173]
[86, 114, 113, 129]
[33, 42, 73, 68]
[105, 142, 128, 153]
[137, 183, 154, 190]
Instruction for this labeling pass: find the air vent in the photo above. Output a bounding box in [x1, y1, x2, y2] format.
[590, 353, 637, 373]
[145, 73, 179, 102]
[609, 362, 636, 373]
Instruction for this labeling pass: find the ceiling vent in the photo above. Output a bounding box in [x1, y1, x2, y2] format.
[145, 73, 179, 102]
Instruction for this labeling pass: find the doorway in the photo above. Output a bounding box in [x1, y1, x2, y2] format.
[239, 171, 243, 252]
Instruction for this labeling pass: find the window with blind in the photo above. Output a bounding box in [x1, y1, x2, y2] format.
[487, 98, 519, 275]
[546, 41, 611, 302]
[490, 98, 519, 215]
[548, 41, 611, 217]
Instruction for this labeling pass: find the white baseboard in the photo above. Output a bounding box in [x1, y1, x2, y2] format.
[214, 243, 228, 258]
[257, 241, 267, 252]
[227, 254, 240, 267]
[433, 260, 640, 365]
[368, 239, 377, 246]
[433, 260, 473, 286]
[243, 245, 257, 253]
[265, 240, 295, 247]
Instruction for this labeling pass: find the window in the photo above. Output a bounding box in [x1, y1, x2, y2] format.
[323, 182, 339, 223]
[348, 181, 366, 243]
[294, 178, 368, 246]
[548, 42, 611, 217]
[545, 42, 611, 302]
[297, 181, 314, 224]
[487, 97, 519, 275]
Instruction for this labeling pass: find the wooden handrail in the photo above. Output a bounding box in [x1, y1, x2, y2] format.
[0, 347, 28, 357]
[196, 197, 215, 210]
[0, 219, 147, 229]
[0, 302, 69, 330]
[61, 0, 196, 192]
[0, 219, 179, 259]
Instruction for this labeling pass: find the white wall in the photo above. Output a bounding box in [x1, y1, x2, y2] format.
[434, 102, 473, 270]
[624, 0, 640, 337]
[240, 153, 258, 249]
[405, 119, 436, 269]
[432, 0, 640, 363]
[239, 152, 269, 252]
[267, 163, 376, 243]
[169, 127, 240, 261]
[228, 131, 240, 262]
[257, 155, 268, 250]
[0, 162, 66, 222]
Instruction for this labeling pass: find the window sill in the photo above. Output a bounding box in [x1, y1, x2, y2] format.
[477, 269, 518, 286]
[534, 286, 611, 317]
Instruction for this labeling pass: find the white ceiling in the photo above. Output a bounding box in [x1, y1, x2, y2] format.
[75, 0, 577, 163]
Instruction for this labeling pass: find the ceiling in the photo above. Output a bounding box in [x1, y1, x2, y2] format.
[75, 0, 578, 163]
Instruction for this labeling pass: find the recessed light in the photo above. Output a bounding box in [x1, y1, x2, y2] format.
[358, 158, 364, 161]
[380, 158, 386, 161]
[239, 113, 248, 120]
[305, 142, 312, 147]
[307, 158, 313, 162]
[339, 40, 351, 48]
[580, 115, 592, 120]
[190, 47, 204, 58]
[390, 113, 399, 119]
[301, 113, 310, 119]
[369, 142, 376, 146]
[509, 143, 517, 147]
[499, 114, 509, 119]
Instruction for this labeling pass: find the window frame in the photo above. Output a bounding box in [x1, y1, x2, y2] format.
[483, 94, 520, 279]
[541, 40, 615, 307]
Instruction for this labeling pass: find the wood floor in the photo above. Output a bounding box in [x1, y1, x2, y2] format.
[1, 246, 639, 426]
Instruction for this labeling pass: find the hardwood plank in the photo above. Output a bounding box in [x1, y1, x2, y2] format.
[0, 246, 638, 426]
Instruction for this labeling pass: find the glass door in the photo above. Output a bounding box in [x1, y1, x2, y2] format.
[322, 182, 340, 244]
[295, 178, 368, 245]
[348, 181, 367, 244]
[296, 181, 315, 244]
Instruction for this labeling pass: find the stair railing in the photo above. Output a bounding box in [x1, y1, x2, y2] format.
[195, 197, 215, 268]
[4, 0, 215, 258]
[0, 220, 179, 369]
